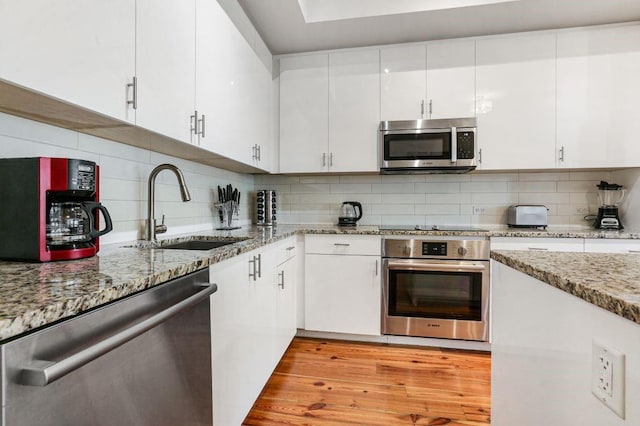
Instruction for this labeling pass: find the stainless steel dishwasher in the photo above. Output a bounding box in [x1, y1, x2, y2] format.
[0, 268, 216, 426]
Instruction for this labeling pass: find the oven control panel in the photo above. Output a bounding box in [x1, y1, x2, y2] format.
[422, 242, 447, 256]
[383, 238, 490, 260]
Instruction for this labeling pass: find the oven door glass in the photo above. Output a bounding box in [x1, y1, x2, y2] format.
[383, 131, 451, 161]
[387, 269, 482, 321]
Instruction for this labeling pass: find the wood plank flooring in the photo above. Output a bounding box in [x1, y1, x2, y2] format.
[244, 337, 491, 425]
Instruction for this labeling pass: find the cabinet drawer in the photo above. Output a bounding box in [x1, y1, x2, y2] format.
[491, 237, 584, 252]
[274, 237, 297, 265]
[584, 239, 640, 253]
[305, 234, 381, 256]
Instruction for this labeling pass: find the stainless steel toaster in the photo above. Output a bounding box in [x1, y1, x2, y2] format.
[507, 205, 548, 228]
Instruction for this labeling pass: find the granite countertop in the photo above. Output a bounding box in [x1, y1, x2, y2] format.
[0, 225, 380, 342]
[491, 250, 640, 326]
[1, 223, 639, 343]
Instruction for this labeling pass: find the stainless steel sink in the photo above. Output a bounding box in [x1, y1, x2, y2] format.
[161, 240, 241, 250]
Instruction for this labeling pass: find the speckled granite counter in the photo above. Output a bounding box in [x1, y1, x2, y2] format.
[491, 250, 640, 326]
[2, 223, 639, 343]
[0, 225, 379, 342]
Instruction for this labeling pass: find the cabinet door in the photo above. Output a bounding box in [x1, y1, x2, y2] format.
[476, 34, 556, 170]
[0, 0, 135, 122]
[210, 248, 280, 426]
[328, 50, 380, 173]
[380, 45, 427, 121]
[275, 256, 297, 360]
[426, 40, 476, 119]
[279, 54, 329, 173]
[305, 254, 381, 335]
[557, 24, 640, 168]
[136, 0, 196, 143]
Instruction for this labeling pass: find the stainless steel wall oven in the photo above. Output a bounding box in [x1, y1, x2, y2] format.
[382, 237, 490, 341]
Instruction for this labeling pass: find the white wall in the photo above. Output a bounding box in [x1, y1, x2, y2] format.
[255, 171, 615, 227]
[0, 112, 254, 244]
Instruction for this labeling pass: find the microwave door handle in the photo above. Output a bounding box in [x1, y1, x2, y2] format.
[451, 127, 457, 163]
[386, 261, 486, 274]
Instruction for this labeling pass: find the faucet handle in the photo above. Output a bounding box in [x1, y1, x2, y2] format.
[155, 214, 167, 235]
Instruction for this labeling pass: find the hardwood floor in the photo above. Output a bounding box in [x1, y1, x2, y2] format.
[244, 337, 491, 425]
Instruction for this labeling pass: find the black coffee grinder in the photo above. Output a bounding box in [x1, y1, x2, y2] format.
[594, 181, 625, 230]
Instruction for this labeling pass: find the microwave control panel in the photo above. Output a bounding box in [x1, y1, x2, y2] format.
[456, 132, 474, 159]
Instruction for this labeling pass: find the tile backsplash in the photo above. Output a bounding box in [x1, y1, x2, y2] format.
[0, 113, 255, 244]
[255, 171, 615, 228]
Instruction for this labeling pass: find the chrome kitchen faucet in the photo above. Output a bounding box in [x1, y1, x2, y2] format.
[146, 164, 191, 241]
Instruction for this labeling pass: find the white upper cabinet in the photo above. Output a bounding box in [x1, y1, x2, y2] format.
[557, 24, 640, 169]
[426, 40, 476, 119]
[196, 0, 273, 171]
[475, 33, 557, 170]
[279, 54, 329, 173]
[0, 0, 135, 123]
[328, 50, 380, 173]
[380, 45, 427, 121]
[136, 0, 196, 144]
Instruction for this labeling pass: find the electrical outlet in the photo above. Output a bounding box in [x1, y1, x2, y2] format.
[473, 206, 485, 215]
[592, 339, 625, 419]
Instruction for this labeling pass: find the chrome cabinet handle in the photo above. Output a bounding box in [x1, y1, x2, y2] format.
[559, 146, 565, 162]
[249, 256, 256, 280]
[278, 271, 285, 289]
[421, 99, 425, 117]
[198, 114, 206, 139]
[252, 145, 257, 160]
[256, 253, 262, 278]
[333, 243, 350, 247]
[478, 148, 482, 164]
[190, 110, 199, 137]
[322, 152, 326, 167]
[428, 99, 433, 117]
[329, 152, 333, 167]
[528, 247, 548, 251]
[628, 250, 640, 253]
[257, 144, 261, 161]
[375, 259, 378, 276]
[19, 283, 218, 387]
[286, 246, 295, 251]
[127, 76, 137, 110]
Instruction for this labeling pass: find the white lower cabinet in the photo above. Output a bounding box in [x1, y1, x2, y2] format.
[490, 237, 584, 252]
[209, 237, 296, 426]
[304, 235, 381, 336]
[584, 239, 640, 254]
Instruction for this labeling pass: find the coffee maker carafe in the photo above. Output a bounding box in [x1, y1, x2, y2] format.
[338, 201, 363, 227]
[0, 157, 113, 261]
[594, 181, 625, 230]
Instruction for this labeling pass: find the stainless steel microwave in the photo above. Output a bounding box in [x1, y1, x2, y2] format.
[379, 118, 477, 174]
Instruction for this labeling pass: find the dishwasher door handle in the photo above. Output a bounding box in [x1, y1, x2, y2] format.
[19, 282, 218, 387]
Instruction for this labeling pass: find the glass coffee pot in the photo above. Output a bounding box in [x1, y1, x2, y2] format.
[47, 201, 113, 247]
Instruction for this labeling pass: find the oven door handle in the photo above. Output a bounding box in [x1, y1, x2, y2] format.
[386, 261, 487, 273]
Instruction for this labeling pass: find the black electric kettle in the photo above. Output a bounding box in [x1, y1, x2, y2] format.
[338, 201, 363, 226]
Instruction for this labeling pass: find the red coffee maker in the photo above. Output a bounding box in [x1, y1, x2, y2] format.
[0, 157, 112, 261]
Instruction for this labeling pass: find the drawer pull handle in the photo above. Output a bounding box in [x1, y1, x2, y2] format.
[334, 243, 350, 247]
[528, 247, 548, 251]
[628, 250, 640, 253]
[286, 246, 295, 251]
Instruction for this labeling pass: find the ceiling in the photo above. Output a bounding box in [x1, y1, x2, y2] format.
[237, 0, 640, 55]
